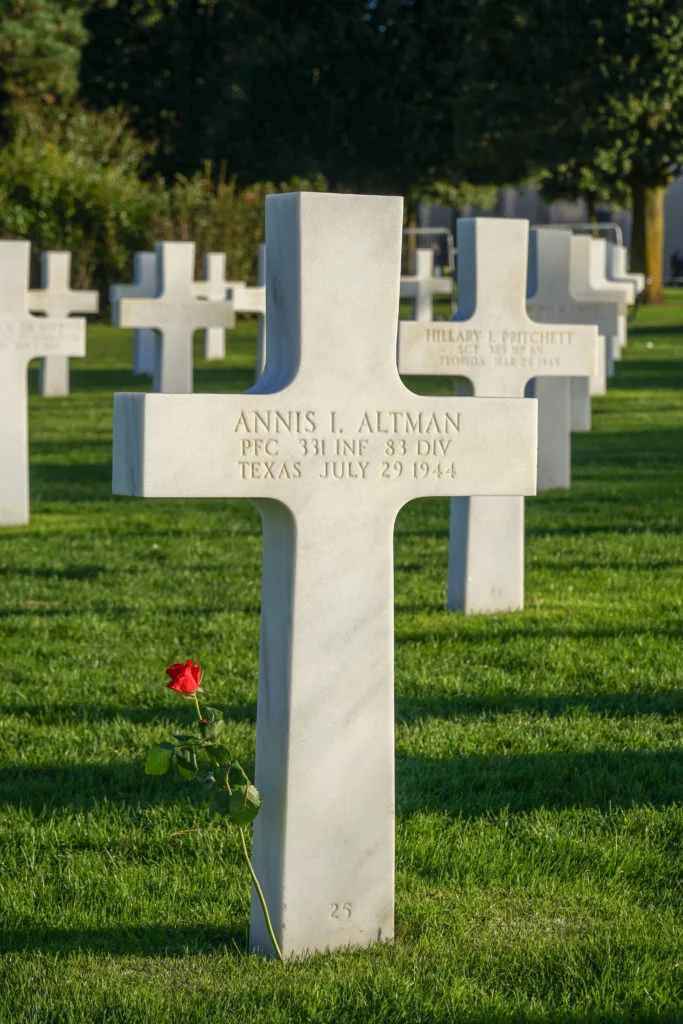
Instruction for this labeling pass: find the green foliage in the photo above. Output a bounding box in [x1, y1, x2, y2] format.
[456, 0, 683, 197]
[0, 0, 87, 120]
[0, 105, 156, 290]
[0, 102, 327, 294]
[144, 691, 261, 827]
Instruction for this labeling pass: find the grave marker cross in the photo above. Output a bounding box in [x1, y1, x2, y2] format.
[399, 218, 598, 613]
[606, 241, 645, 296]
[528, 230, 613, 455]
[193, 251, 265, 362]
[28, 251, 98, 397]
[110, 252, 158, 377]
[0, 241, 85, 525]
[113, 193, 537, 958]
[115, 242, 235, 393]
[399, 248, 452, 321]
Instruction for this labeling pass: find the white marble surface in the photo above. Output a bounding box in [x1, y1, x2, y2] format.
[399, 218, 597, 612]
[400, 248, 452, 321]
[194, 250, 266, 362]
[607, 242, 645, 297]
[254, 245, 267, 379]
[527, 228, 614, 448]
[193, 252, 234, 360]
[572, 236, 635, 362]
[110, 251, 158, 376]
[0, 241, 85, 525]
[28, 251, 98, 397]
[116, 242, 235, 393]
[113, 193, 538, 957]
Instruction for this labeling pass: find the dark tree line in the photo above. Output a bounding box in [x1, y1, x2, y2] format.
[2, 0, 682, 301]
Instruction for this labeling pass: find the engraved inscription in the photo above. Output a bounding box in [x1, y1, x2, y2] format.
[423, 325, 575, 372]
[232, 408, 463, 483]
[329, 901, 352, 921]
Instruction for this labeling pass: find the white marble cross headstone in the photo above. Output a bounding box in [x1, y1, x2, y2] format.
[574, 237, 635, 362]
[0, 241, 85, 525]
[606, 241, 645, 297]
[527, 229, 613, 465]
[399, 218, 598, 613]
[27, 251, 98, 397]
[110, 251, 158, 377]
[400, 248, 453, 321]
[113, 242, 235, 393]
[193, 250, 266, 363]
[112, 192, 537, 958]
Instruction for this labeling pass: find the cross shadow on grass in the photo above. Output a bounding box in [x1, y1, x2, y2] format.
[395, 689, 683, 724]
[0, 923, 247, 957]
[2, 748, 679, 817]
[396, 749, 682, 817]
[0, 700, 257, 727]
[610, 358, 683, 390]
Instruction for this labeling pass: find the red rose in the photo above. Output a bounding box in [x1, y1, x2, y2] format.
[166, 660, 202, 694]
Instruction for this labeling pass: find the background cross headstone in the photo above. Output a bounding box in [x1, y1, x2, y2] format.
[0, 241, 85, 525]
[114, 241, 235, 393]
[400, 248, 453, 321]
[27, 251, 98, 397]
[574, 236, 635, 361]
[527, 229, 613, 468]
[110, 251, 158, 377]
[606, 241, 645, 297]
[112, 192, 537, 957]
[194, 250, 266, 364]
[400, 218, 598, 613]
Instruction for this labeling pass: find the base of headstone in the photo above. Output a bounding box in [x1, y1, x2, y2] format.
[447, 495, 524, 613]
[535, 377, 571, 492]
[39, 355, 70, 397]
[203, 326, 226, 361]
[133, 329, 157, 376]
[569, 377, 591, 433]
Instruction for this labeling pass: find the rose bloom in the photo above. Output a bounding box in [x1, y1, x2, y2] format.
[166, 660, 202, 694]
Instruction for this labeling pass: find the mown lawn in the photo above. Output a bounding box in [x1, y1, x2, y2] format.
[0, 296, 681, 1023]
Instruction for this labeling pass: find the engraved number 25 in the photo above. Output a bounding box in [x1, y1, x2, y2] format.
[329, 902, 352, 920]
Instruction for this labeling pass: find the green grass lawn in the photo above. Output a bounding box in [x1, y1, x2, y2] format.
[1, 297, 682, 1023]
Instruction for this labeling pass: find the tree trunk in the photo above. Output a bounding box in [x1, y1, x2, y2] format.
[631, 180, 665, 304]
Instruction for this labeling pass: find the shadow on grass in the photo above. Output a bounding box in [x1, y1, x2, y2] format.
[2, 748, 679, 816]
[62, 366, 257, 395]
[0, 923, 247, 957]
[395, 690, 683, 724]
[397, 749, 682, 817]
[395, 621, 682, 641]
[0, 564, 105, 580]
[1, 700, 257, 727]
[614, 360, 683, 391]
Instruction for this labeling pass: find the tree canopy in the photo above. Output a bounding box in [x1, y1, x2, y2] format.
[1, 0, 682, 299]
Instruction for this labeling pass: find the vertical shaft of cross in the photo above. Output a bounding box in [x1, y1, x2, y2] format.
[202, 252, 228, 361]
[447, 219, 530, 612]
[255, 245, 267, 380]
[250, 496, 396, 956]
[0, 355, 30, 525]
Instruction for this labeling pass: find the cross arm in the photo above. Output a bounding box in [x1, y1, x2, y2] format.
[113, 390, 538, 505]
[118, 297, 236, 330]
[28, 289, 99, 316]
